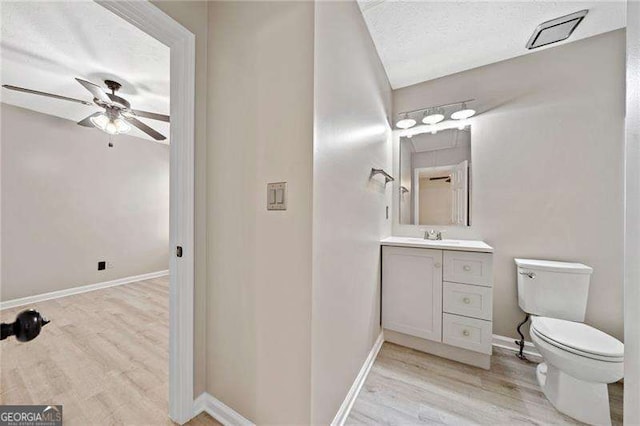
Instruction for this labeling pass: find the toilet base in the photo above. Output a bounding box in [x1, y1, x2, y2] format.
[536, 363, 612, 426]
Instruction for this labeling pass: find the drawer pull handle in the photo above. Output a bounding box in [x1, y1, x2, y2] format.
[463, 297, 471, 304]
[462, 329, 470, 337]
[463, 265, 471, 271]
[434, 262, 442, 268]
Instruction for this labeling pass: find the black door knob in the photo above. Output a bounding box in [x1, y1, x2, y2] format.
[1, 309, 50, 342]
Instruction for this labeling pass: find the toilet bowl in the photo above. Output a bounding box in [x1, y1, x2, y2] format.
[530, 316, 623, 426]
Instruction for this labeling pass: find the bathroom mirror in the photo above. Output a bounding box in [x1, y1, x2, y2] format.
[399, 128, 471, 226]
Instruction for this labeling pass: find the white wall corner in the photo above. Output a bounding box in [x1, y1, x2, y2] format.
[192, 393, 254, 426]
[492, 334, 542, 361]
[331, 332, 385, 426]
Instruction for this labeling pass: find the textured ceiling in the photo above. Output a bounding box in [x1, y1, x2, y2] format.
[0, 2, 170, 143]
[358, 0, 626, 89]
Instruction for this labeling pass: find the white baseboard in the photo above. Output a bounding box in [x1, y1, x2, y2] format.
[331, 331, 385, 426]
[492, 334, 542, 360]
[0, 270, 169, 310]
[193, 392, 254, 426]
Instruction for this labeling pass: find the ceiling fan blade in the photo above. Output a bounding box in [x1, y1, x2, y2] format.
[124, 116, 167, 141]
[77, 112, 102, 128]
[75, 78, 111, 104]
[2, 84, 93, 106]
[130, 109, 170, 122]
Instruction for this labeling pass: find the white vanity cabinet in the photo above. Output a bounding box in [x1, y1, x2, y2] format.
[381, 237, 494, 368]
[382, 246, 443, 341]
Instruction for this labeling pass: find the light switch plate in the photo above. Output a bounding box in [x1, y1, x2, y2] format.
[267, 182, 287, 210]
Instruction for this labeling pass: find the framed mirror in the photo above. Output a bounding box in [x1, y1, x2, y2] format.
[399, 127, 471, 226]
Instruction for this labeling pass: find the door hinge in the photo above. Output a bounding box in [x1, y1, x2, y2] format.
[176, 246, 183, 258]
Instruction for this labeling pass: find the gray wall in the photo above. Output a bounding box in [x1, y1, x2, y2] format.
[1, 104, 169, 301]
[206, 2, 315, 423]
[312, 1, 392, 423]
[624, 1, 640, 422]
[393, 30, 626, 341]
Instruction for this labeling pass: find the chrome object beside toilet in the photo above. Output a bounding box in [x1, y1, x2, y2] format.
[515, 258, 624, 426]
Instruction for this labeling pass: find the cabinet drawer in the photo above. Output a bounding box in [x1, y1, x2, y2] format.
[443, 251, 493, 287]
[442, 313, 492, 354]
[443, 282, 492, 320]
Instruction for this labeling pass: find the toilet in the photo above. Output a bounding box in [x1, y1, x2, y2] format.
[515, 258, 624, 426]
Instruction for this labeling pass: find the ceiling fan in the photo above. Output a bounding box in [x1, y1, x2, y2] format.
[2, 78, 169, 141]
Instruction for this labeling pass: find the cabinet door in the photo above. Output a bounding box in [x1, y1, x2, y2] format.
[382, 246, 443, 342]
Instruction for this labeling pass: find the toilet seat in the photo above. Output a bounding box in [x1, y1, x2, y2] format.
[531, 317, 623, 362]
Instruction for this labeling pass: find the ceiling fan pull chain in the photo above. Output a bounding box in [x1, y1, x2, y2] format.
[108, 135, 114, 148]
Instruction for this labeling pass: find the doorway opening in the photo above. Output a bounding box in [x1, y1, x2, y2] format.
[0, 1, 195, 423]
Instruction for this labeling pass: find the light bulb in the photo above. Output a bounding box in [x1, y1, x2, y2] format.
[451, 103, 476, 120]
[395, 113, 416, 129]
[422, 108, 445, 125]
[114, 118, 131, 133]
[105, 121, 117, 135]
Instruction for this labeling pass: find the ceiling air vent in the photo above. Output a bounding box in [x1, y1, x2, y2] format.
[526, 10, 588, 50]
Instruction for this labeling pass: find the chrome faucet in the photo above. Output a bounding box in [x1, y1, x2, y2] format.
[424, 229, 443, 240]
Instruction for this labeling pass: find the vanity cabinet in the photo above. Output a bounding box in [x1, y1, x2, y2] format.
[381, 238, 494, 365]
[382, 246, 443, 341]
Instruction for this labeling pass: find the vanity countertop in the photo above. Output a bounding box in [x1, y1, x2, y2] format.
[380, 236, 494, 253]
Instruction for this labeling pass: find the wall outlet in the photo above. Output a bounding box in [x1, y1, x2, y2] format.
[98, 261, 106, 271]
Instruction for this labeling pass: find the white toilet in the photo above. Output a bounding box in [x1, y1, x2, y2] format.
[515, 258, 624, 426]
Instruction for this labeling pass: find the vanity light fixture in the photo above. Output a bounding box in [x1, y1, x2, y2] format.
[396, 99, 476, 136]
[395, 113, 416, 129]
[422, 108, 445, 125]
[451, 103, 476, 120]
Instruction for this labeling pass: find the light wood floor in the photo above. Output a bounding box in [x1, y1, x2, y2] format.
[347, 342, 623, 425]
[0, 277, 220, 426]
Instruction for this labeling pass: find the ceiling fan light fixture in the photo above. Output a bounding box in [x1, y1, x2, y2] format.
[396, 113, 416, 129]
[451, 103, 476, 120]
[422, 108, 445, 125]
[90, 112, 131, 135]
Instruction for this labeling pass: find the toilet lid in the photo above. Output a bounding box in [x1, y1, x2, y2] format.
[532, 317, 624, 359]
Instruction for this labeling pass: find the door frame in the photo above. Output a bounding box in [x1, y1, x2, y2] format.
[96, 1, 195, 423]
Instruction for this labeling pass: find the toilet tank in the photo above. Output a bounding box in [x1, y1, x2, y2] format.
[515, 258, 593, 322]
